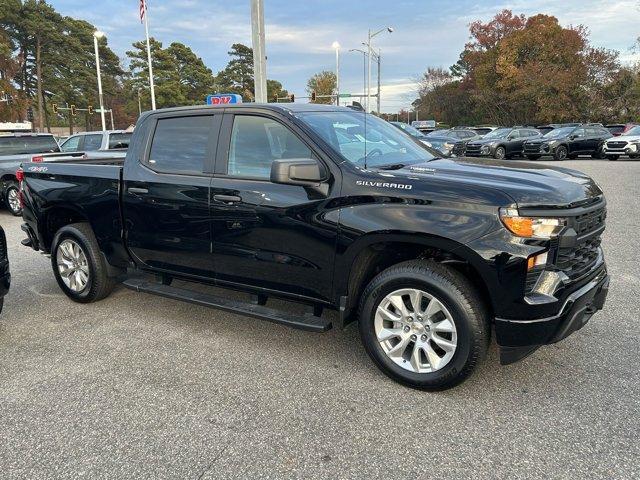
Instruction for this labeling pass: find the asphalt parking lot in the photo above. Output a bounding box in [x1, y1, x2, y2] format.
[0, 159, 639, 479]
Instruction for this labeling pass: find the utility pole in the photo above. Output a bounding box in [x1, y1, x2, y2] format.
[376, 49, 381, 115]
[332, 42, 340, 106]
[93, 31, 107, 131]
[141, 0, 156, 110]
[250, 0, 267, 102]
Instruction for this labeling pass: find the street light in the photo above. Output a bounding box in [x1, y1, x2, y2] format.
[332, 41, 340, 106]
[349, 48, 368, 101]
[364, 26, 393, 113]
[93, 30, 107, 131]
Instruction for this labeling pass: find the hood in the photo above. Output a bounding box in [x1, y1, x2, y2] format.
[606, 135, 640, 142]
[467, 137, 505, 146]
[384, 157, 603, 208]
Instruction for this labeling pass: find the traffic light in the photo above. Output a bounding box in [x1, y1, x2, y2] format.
[70, 104, 76, 116]
[289, 93, 295, 103]
[311, 91, 317, 102]
[88, 105, 94, 115]
[52, 103, 58, 114]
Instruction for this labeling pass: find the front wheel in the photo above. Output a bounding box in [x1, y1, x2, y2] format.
[494, 146, 506, 159]
[358, 260, 489, 390]
[554, 146, 568, 161]
[4, 182, 22, 216]
[51, 223, 116, 303]
[608, 155, 619, 161]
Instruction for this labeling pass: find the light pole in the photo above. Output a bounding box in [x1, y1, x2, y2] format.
[332, 41, 340, 106]
[93, 30, 107, 131]
[349, 48, 367, 99]
[365, 26, 393, 113]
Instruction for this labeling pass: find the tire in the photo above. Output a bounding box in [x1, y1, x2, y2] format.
[608, 155, 619, 161]
[554, 145, 568, 161]
[358, 260, 489, 390]
[526, 155, 541, 160]
[4, 182, 22, 216]
[591, 149, 604, 159]
[51, 223, 116, 303]
[494, 146, 506, 159]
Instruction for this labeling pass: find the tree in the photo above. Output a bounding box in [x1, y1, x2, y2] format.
[415, 9, 624, 125]
[0, 27, 26, 121]
[267, 79, 288, 102]
[216, 43, 255, 100]
[306, 71, 336, 104]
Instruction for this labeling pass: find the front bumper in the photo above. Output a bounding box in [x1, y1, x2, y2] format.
[496, 269, 609, 364]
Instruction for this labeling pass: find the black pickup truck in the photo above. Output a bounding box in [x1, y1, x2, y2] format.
[19, 104, 609, 390]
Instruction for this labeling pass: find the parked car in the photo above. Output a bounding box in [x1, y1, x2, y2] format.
[0, 225, 9, 314]
[464, 127, 542, 159]
[605, 123, 638, 137]
[0, 133, 60, 215]
[523, 125, 611, 160]
[389, 122, 451, 157]
[602, 125, 640, 160]
[59, 130, 133, 153]
[422, 131, 463, 156]
[471, 126, 500, 137]
[20, 103, 609, 390]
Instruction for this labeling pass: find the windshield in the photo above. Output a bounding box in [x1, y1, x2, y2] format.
[543, 127, 574, 139]
[297, 111, 437, 167]
[0, 135, 60, 155]
[391, 122, 427, 139]
[623, 126, 640, 136]
[426, 129, 451, 137]
[483, 128, 511, 139]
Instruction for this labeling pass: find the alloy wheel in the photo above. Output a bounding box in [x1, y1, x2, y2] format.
[56, 239, 90, 292]
[374, 288, 458, 373]
[7, 188, 21, 214]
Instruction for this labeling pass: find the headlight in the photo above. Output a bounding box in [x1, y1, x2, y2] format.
[480, 145, 490, 152]
[499, 208, 565, 239]
[443, 142, 454, 151]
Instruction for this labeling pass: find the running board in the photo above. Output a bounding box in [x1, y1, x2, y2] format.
[122, 278, 332, 332]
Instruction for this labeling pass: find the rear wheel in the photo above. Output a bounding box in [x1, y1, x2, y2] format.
[51, 223, 116, 303]
[358, 260, 489, 390]
[4, 182, 22, 216]
[554, 146, 568, 161]
[608, 155, 620, 161]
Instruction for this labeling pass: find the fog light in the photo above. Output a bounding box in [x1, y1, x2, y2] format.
[527, 252, 548, 271]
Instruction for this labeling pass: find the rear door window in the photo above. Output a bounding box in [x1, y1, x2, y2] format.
[60, 135, 81, 152]
[108, 133, 132, 149]
[148, 115, 215, 174]
[83, 134, 103, 151]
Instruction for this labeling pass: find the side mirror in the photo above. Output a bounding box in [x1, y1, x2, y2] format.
[271, 158, 328, 196]
[569, 135, 576, 140]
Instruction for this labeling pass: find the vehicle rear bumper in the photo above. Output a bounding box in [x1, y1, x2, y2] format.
[495, 270, 609, 364]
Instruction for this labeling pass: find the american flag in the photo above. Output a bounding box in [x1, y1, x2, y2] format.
[139, 0, 146, 22]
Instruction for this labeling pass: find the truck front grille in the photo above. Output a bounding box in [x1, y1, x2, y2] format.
[556, 237, 601, 281]
[575, 207, 606, 235]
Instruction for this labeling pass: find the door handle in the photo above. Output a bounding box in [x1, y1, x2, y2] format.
[128, 187, 149, 195]
[213, 194, 242, 204]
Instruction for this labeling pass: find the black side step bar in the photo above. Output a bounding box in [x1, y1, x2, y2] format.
[122, 278, 332, 333]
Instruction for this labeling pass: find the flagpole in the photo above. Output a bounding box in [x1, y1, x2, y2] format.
[143, 0, 156, 110]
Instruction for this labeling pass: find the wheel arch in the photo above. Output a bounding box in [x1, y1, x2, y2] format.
[40, 204, 91, 252]
[337, 232, 495, 326]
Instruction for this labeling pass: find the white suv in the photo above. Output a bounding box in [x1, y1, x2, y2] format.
[602, 125, 640, 160]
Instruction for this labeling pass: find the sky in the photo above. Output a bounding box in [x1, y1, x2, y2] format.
[50, 0, 640, 112]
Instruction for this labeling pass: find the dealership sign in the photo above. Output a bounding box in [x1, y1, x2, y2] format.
[206, 94, 243, 105]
